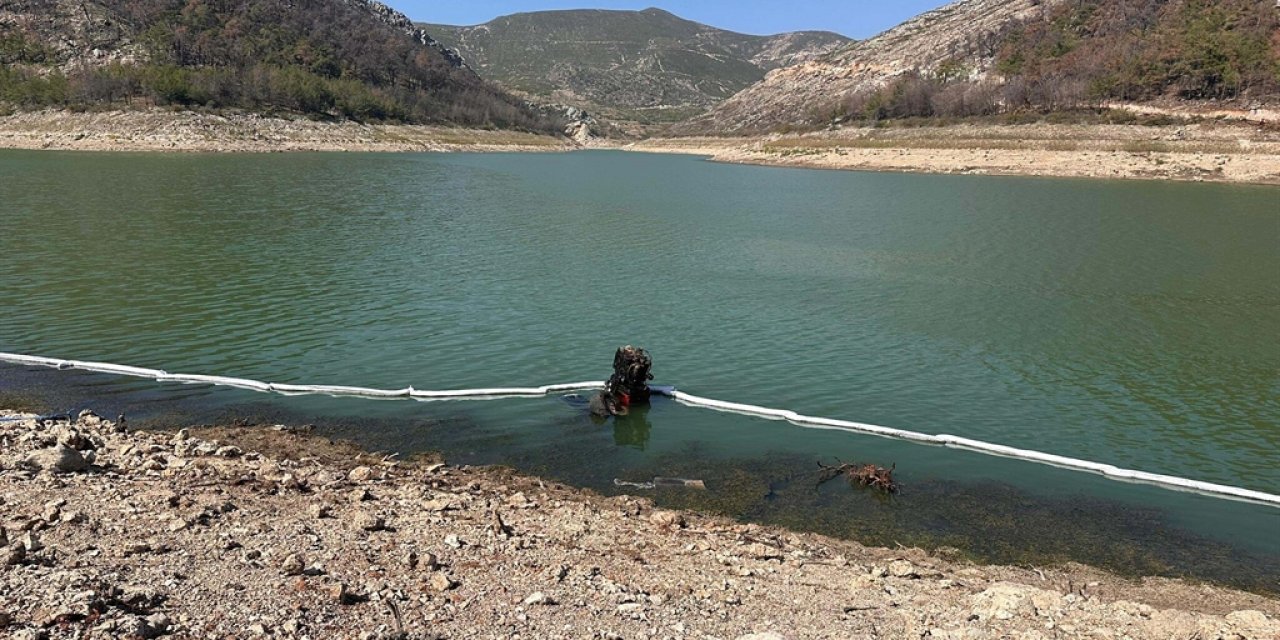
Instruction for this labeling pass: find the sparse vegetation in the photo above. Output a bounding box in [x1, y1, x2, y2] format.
[0, 0, 561, 132]
[422, 8, 849, 126]
[816, 0, 1279, 129]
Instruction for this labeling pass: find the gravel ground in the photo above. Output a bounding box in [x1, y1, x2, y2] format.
[621, 121, 1280, 185]
[0, 110, 569, 153]
[2, 409, 1278, 640]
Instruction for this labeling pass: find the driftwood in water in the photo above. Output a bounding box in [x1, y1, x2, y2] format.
[817, 459, 898, 494]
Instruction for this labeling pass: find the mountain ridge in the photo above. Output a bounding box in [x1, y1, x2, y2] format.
[419, 8, 851, 127]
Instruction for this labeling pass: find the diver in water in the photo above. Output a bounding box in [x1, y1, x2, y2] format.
[589, 345, 653, 417]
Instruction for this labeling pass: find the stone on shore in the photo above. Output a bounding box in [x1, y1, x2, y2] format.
[24, 445, 89, 473]
[522, 591, 556, 606]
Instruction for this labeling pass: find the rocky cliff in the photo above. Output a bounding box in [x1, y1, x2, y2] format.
[678, 0, 1050, 133]
[681, 0, 1280, 134]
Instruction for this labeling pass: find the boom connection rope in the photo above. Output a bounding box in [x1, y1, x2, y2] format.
[3, 351, 1277, 509]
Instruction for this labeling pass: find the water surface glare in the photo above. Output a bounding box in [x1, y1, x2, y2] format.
[1, 149, 1277, 587]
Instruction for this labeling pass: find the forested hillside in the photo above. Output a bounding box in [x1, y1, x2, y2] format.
[685, 0, 1280, 134]
[995, 0, 1278, 103]
[851, 0, 1280, 121]
[0, 0, 558, 131]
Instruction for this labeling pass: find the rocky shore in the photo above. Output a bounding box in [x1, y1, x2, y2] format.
[0, 110, 570, 153]
[6, 110, 1280, 187]
[621, 121, 1280, 185]
[2, 409, 1278, 639]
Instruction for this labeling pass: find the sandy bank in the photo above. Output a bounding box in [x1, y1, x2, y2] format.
[619, 122, 1280, 185]
[2, 408, 1278, 640]
[0, 109, 571, 153]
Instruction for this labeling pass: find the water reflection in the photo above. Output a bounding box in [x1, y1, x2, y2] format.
[607, 404, 653, 450]
[569, 393, 654, 450]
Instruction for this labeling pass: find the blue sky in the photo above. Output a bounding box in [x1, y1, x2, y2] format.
[386, 1, 951, 39]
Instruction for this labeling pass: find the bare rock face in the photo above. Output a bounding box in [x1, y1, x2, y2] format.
[340, 0, 466, 67]
[0, 0, 146, 68]
[681, 0, 1059, 133]
[24, 444, 89, 473]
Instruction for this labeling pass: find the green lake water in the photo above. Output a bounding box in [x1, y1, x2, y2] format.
[1, 149, 1277, 589]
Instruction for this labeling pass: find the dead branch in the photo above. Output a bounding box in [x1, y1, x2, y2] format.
[816, 459, 899, 494]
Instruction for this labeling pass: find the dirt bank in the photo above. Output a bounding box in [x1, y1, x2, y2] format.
[0, 110, 571, 153]
[2, 409, 1277, 639]
[620, 122, 1280, 185]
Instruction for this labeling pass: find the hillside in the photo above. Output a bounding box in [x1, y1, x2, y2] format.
[0, 0, 557, 132]
[681, 0, 1280, 134]
[420, 8, 850, 126]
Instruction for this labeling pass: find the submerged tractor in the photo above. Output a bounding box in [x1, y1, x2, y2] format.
[590, 345, 653, 417]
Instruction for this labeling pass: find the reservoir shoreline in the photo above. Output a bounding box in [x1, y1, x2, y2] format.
[0, 109, 573, 153]
[5, 109, 1280, 185]
[614, 121, 1280, 186]
[2, 407, 1278, 638]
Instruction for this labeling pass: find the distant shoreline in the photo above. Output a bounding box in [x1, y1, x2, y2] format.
[614, 121, 1280, 186]
[5, 109, 1280, 186]
[0, 109, 571, 153]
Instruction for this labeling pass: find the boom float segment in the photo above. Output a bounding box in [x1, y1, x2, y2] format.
[2, 351, 1276, 508]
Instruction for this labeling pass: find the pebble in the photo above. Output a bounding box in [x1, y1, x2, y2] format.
[1, 544, 25, 566]
[430, 571, 457, 592]
[123, 542, 152, 556]
[649, 511, 685, 529]
[146, 613, 171, 635]
[523, 591, 556, 606]
[280, 553, 305, 576]
[309, 503, 332, 519]
[215, 445, 242, 458]
[348, 465, 376, 482]
[740, 543, 783, 561]
[888, 559, 917, 578]
[331, 582, 357, 605]
[422, 497, 455, 512]
[354, 512, 386, 532]
[418, 551, 439, 570]
[21, 532, 43, 552]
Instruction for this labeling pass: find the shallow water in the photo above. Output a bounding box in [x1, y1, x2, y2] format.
[1, 149, 1277, 589]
